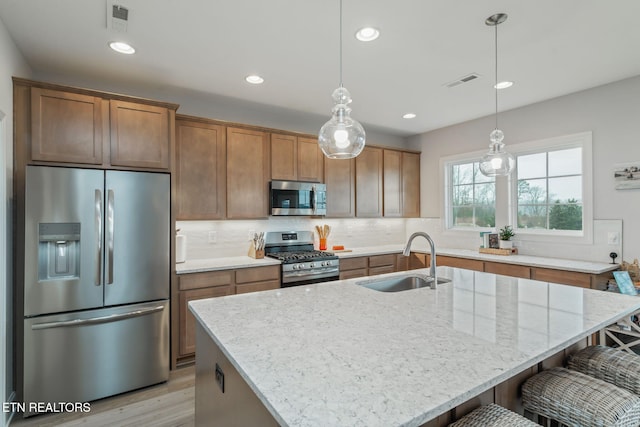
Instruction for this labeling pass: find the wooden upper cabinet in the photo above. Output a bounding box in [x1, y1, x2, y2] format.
[31, 87, 105, 165]
[226, 127, 270, 219]
[176, 117, 226, 220]
[270, 134, 324, 182]
[110, 100, 171, 170]
[324, 157, 355, 217]
[402, 151, 421, 217]
[271, 133, 298, 180]
[296, 137, 324, 182]
[356, 146, 383, 217]
[383, 149, 402, 217]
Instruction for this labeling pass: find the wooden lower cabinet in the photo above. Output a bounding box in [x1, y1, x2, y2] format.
[484, 261, 531, 279]
[437, 255, 484, 272]
[368, 254, 396, 276]
[176, 265, 281, 364]
[179, 285, 233, 356]
[531, 267, 591, 288]
[339, 254, 401, 279]
[409, 253, 427, 270]
[339, 256, 368, 280]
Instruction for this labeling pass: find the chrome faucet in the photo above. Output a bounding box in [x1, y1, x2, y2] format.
[403, 232, 437, 288]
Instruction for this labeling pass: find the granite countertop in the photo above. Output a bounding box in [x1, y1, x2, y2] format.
[178, 245, 617, 275]
[176, 256, 281, 274]
[189, 267, 640, 427]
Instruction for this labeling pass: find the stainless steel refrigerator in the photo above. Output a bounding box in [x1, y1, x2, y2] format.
[22, 165, 170, 414]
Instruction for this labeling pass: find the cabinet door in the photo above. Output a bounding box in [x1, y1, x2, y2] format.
[179, 285, 232, 357]
[324, 157, 355, 217]
[402, 152, 421, 218]
[176, 119, 226, 219]
[271, 133, 298, 180]
[383, 150, 402, 217]
[31, 87, 104, 164]
[438, 255, 484, 271]
[356, 146, 383, 217]
[531, 267, 591, 288]
[226, 127, 269, 218]
[297, 137, 324, 182]
[484, 262, 531, 279]
[110, 100, 170, 170]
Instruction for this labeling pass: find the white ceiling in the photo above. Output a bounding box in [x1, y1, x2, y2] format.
[1, 0, 639, 137]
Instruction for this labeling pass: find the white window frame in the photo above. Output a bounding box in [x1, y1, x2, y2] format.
[441, 149, 501, 234]
[441, 132, 593, 245]
[508, 131, 593, 244]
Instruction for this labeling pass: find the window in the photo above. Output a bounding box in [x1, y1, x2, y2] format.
[516, 148, 583, 231]
[448, 161, 496, 229]
[443, 132, 592, 242]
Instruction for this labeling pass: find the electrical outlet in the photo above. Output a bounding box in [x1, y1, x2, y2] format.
[208, 231, 217, 244]
[215, 363, 225, 393]
[607, 231, 620, 245]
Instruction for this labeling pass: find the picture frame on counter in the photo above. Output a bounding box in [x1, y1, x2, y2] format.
[488, 233, 499, 249]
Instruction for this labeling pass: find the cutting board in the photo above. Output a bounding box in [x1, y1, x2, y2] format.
[331, 249, 353, 253]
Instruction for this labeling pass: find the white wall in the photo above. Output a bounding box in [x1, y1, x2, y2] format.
[0, 15, 32, 427]
[34, 71, 409, 150]
[408, 75, 640, 262]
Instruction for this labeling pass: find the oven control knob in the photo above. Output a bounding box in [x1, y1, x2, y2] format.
[309, 263, 315, 268]
[325, 261, 331, 266]
[293, 264, 299, 270]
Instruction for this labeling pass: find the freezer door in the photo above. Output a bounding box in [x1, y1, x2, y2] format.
[104, 171, 170, 305]
[23, 300, 169, 413]
[24, 166, 105, 316]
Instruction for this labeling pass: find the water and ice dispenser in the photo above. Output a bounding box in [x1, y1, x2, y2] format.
[38, 223, 81, 281]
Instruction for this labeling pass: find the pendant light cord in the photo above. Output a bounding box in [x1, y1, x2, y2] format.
[494, 23, 498, 131]
[339, 0, 343, 88]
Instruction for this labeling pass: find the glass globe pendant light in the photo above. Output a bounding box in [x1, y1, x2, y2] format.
[318, 0, 366, 159]
[479, 13, 514, 177]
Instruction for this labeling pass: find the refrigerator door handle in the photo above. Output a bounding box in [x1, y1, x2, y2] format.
[107, 189, 115, 285]
[31, 305, 165, 330]
[95, 189, 103, 286]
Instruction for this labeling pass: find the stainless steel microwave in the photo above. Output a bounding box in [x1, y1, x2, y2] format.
[270, 181, 326, 216]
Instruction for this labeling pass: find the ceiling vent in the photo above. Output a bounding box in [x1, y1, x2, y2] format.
[107, 2, 129, 32]
[445, 73, 480, 88]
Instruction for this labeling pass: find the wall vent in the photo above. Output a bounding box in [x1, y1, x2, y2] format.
[445, 73, 480, 88]
[106, 2, 129, 32]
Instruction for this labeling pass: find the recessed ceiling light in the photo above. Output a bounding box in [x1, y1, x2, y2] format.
[109, 41, 135, 55]
[403, 113, 417, 119]
[355, 27, 380, 42]
[245, 75, 264, 84]
[495, 81, 514, 89]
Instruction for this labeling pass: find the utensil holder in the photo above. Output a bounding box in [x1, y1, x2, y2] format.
[248, 242, 264, 259]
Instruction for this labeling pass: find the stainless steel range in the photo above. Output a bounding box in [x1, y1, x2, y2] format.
[264, 231, 339, 287]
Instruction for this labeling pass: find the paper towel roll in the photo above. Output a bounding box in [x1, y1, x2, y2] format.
[176, 234, 187, 263]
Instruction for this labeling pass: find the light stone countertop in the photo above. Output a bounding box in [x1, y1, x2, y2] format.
[176, 256, 281, 274]
[178, 245, 617, 275]
[189, 267, 640, 427]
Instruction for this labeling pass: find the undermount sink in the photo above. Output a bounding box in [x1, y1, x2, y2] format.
[358, 275, 451, 293]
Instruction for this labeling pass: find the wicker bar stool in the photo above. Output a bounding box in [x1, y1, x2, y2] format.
[522, 367, 640, 426]
[567, 345, 640, 396]
[448, 403, 538, 427]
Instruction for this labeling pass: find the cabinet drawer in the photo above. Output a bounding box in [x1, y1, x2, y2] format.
[438, 256, 483, 271]
[484, 262, 531, 279]
[339, 269, 368, 280]
[531, 267, 591, 288]
[179, 270, 233, 291]
[340, 257, 368, 271]
[396, 254, 408, 271]
[369, 254, 396, 268]
[409, 253, 426, 270]
[235, 265, 280, 284]
[235, 280, 280, 294]
[369, 265, 395, 276]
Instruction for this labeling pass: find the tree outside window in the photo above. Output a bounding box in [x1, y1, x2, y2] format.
[450, 162, 495, 228]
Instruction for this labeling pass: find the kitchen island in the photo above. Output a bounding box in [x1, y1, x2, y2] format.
[189, 267, 640, 427]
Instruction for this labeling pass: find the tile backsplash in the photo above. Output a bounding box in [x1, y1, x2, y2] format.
[177, 217, 623, 264]
[176, 218, 407, 260]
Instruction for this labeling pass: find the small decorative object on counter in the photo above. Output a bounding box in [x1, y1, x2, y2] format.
[498, 225, 515, 249]
[488, 233, 499, 249]
[248, 232, 265, 259]
[315, 224, 330, 250]
[479, 231, 491, 248]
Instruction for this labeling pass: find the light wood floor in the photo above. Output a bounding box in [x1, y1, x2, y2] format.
[11, 366, 195, 427]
